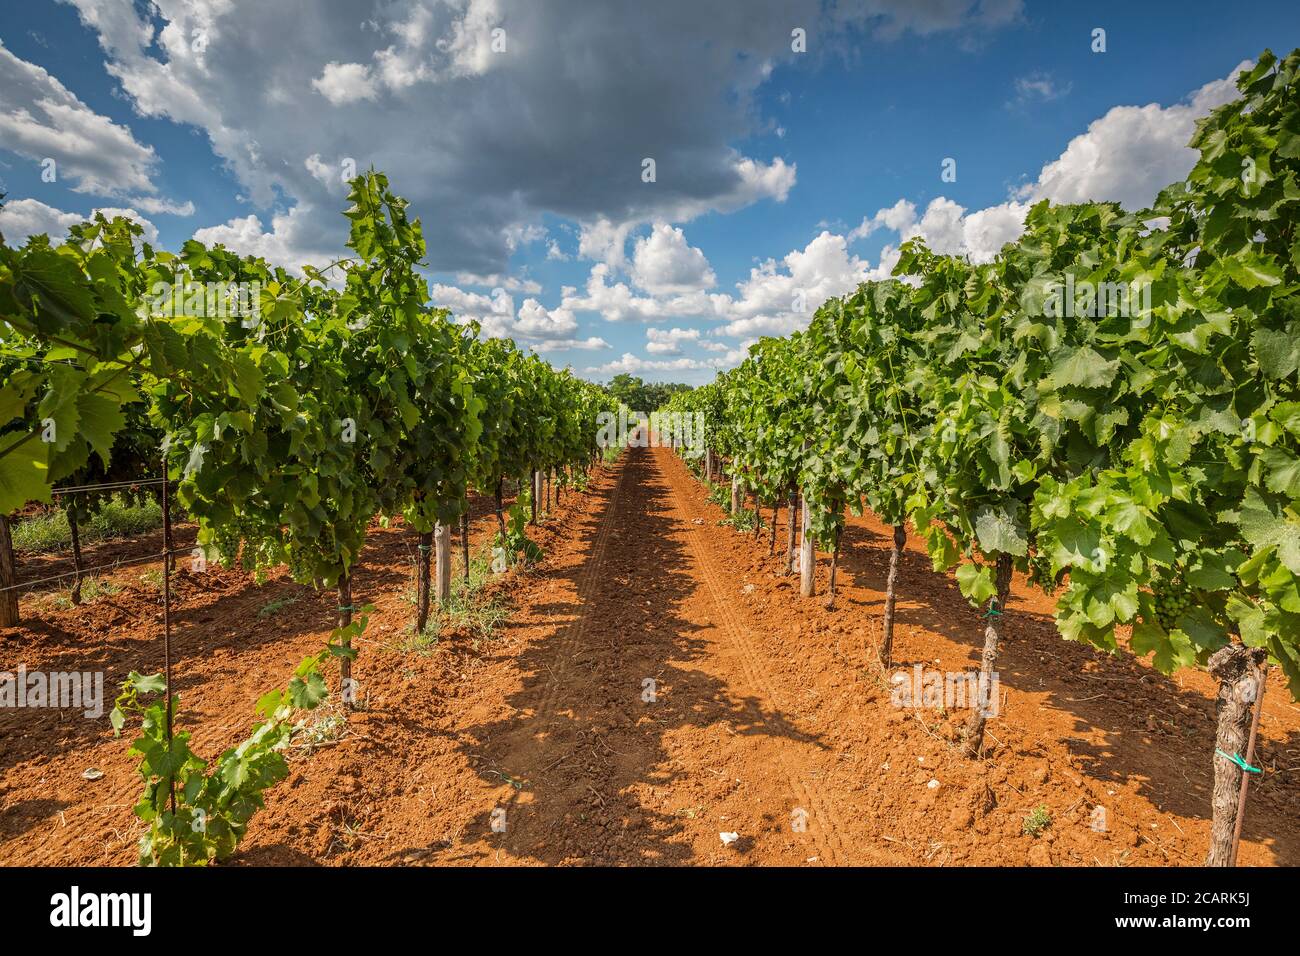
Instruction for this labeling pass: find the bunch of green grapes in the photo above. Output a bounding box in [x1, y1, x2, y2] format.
[286, 539, 316, 584]
[241, 532, 280, 578]
[1152, 582, 1193, 631]
[208, 519, 243, 566]
[1026, 550, 1057, 595]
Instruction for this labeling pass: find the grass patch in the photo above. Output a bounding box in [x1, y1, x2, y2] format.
[389, 547, 510, 654]
[391, 626, 440, 657]
[12, 494, 164, 554]
[291, 703, 349, 754]
[704, 480, 729, 509]
[439, 550, 511, 639]
[702, 480, 763, 532]
[720, 507, 760, 533]
[41, 575, 123, 610]
[138, 568, 164, 591]
[1022, 805, 1052, 837]
[602, 445, 623, 464]
[257, 595, 298, 619]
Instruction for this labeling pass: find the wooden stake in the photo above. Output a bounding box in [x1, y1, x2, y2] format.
[962, 554, 1013, 758]
[784, 488, 797, 575]
[69, 507, 84, 605]
[879, 524, 906, 667]
[461, 512, 471, 583]
[0, 515, 17, 626]
[338, 572, 355, 709]
[799, 493, 815, 598]
[824, 523, 841, 608]
[161, 463, 175, 812]
[495, 478, 506, 537]
[434, 521, 452, 606]
[1230, 660, 1267, 867]
[415, 531, 433, 633]
[1206, 643, 1269, 865]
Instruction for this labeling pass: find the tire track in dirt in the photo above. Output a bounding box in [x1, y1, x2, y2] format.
[532, 459, 627, 726]
[474, 448, 857, 864]
[657, 447, 860, 865]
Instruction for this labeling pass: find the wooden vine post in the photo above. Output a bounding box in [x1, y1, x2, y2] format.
[68, 508, 84, 605]
[1206, 644, 1269, 865]
[460, 512, 471, 583]
[415, 531, 433, 633]
[799, 492, 815, 598]
[495, 478, 507, 537]
[784, 488, 798, 575]
[338, 571, 355, 709]
[962, 554, 1013, 758]
[161, 462, 176, 812]
[879, 524, 907, 666]
[434, 521, 452, 606]
[824, 520, 841, 609]
[0, 514, 19, 626]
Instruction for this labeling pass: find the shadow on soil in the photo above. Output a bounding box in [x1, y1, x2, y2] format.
[389, 446, 828, 865]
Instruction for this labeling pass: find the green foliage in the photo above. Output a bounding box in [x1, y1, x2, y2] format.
[11, 492, 162, 553]
[401, 547, 508, 645]
[495, 494, 542, 567]
[109, 644, 341, 866]
[1, 167, 622, 867]
[721, 507, 760, 533]
[669, 50, 1300, 701]
[0, 215, 241, 514]
[606, 373, 691, 413]
[1022, 805, 1052, 837]
[256, 595, 298, 619]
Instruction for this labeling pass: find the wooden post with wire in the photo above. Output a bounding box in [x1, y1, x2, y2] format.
[161, 460, 176, 815]
[0, 514, 18, 627]
[1230, 660, 1268, 867]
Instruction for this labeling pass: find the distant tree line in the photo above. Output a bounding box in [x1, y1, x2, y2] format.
[604, 374, 692, 412]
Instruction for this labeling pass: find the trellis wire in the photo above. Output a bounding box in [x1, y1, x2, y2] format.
[0, 546, 196, 593]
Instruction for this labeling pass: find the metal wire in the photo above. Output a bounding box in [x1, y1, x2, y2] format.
[0, 546, 198, 593]
[48, 478, 168, 496]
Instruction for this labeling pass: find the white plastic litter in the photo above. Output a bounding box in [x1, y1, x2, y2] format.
[719, 831, 740, 846]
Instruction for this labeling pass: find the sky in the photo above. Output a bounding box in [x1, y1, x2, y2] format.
[2, 1, 1299, 386]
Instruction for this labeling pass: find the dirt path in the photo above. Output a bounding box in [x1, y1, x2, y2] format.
[2, 446, 1298, 866]
[446, 443, 876, 864]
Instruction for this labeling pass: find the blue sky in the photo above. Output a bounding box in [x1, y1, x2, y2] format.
[2, 1, 1299, 385]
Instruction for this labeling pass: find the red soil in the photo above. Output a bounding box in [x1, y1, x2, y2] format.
[1, 446, 1297, 866]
